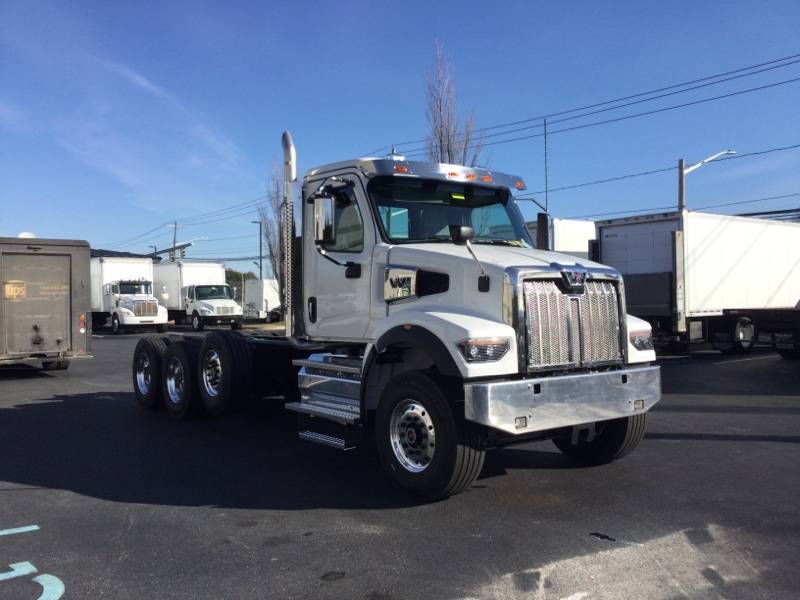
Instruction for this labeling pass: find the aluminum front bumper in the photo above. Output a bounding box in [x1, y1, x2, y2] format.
[464, 366, 661, 435]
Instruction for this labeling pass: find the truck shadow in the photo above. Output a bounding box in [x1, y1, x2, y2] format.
[0, 391, 570, 510]
[0, 366, 55, 380]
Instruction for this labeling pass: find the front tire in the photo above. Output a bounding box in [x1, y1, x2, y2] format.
[553, 414, 647, 464]
[112, 314, 122, 335]
[191, 312, 204, 332]
[375, 372, 485, 500]
[731, 317, 755, 353]
[156, 324, 167, 333]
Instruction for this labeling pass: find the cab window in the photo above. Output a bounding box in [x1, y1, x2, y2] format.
[324, 188, 364, 252]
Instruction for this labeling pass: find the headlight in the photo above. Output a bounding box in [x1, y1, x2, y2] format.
[200, 306, 213, 314]
[118, 307, 133, 315]
[629, 330, 654, 351]
[457, 338, 511, 362]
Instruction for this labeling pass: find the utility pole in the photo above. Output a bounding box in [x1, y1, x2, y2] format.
[149, 245, 157, 255]
[171, 221, 178, 262]
[543, 117, 550, 213]
[677, 159, 686, 211]
[251, 220, 263, 279]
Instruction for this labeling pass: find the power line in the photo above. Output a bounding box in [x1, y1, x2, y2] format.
[515, 142, 800, 198]
[396, 56, 800, 154]
[569, 192, 800, 219]
[369, 51, 800, 154]
[403, 75, 800, 157]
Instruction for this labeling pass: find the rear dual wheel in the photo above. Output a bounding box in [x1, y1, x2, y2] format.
[198, 331, 253, 415]
[162, 342, 201, 420]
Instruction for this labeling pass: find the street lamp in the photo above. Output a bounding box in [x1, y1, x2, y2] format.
[678, 149, 736, 210]
[251, 220, 263, 279]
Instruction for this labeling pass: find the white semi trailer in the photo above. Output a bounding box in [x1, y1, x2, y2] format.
[594, 210, 800, 355]
[243, 278, 280, 320]
[90, 255, 168, 334]
[131, 133, 661, 500]
[154, 261, 243, 331]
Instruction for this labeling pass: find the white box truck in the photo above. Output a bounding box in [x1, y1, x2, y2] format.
[243, 278, 280, 320]
[594, 210, 800, 354]
[154, 261, 242, 331]
[90, 254, 167, 334]
[527, 216, 596, 259]
[130, 132, 661, 501]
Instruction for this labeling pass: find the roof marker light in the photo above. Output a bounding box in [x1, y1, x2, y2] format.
[481, 175, 493, 183]
[465, 173, 477, 181]
[394, 164, 409, 174]
[514, 180, 526, 189]
[447, 171, 460, 179]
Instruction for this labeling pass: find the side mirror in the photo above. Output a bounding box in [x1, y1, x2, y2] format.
[314, 194, 336, 245]
[449, 225, 474, 245]
[103, 285, 110, 296]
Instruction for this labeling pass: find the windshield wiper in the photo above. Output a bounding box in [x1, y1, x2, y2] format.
[473, 239, 524, 247]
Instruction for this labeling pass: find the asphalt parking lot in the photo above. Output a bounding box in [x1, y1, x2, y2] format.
[1, 333, 798, 599]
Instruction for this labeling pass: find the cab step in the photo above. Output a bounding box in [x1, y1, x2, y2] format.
[287, 353, 362, 425]
[285, 397, 359, 424]
[298, 430, 355, 451]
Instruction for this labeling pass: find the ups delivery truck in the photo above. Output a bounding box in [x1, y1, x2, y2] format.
[0, 237, 92, 370]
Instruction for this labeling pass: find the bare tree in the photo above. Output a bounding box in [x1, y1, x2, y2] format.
[426, 40, 483, 166]
[257, 172, 285, 304]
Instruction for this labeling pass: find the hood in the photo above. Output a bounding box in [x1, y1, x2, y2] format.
[388, 243, 610, 273]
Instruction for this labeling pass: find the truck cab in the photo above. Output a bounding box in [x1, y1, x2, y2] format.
[103, 279, 168, 334]
[181, 283, 242, 331]
[280, 133, 661, 497]
[131, 132, 661, 500]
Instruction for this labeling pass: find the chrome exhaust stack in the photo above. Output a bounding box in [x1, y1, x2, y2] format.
[281, 131, 298, 337]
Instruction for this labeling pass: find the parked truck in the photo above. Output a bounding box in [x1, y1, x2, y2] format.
[90, 254, 168, 334]
[1, 236, 91, 370]
[154, 260, 243, 331]
[131, 132, 661, 500]
[243, 278, 280, 320]
[593, 210, 800, 355]
[527, 216, 596, 259]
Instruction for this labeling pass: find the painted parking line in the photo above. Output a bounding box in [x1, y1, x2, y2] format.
[0, 525, 40, 537]
[713, 354, 778, 365]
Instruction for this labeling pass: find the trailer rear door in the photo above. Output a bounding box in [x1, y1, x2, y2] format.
[598, 215, 680, 316]
[2, 253, 71, 356]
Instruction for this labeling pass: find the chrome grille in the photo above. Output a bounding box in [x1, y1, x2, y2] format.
[523, 279, 621, 370]
[133, 301, 158, 317]
[215, 306, 234, 315]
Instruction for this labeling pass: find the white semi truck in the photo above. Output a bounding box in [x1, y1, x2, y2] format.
[90, 255, 168, 334]
[154, 260, 243, 331]
[131, 133, 661, 500]
[593, 210, 800, 356]
[243, 278, 280, 320]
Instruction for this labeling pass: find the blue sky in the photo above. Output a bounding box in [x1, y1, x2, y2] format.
[1, 0, 799, 269]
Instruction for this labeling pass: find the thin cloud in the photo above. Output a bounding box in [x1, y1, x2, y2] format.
[0, 99, 28, 131]
[100, 60, 185, 112]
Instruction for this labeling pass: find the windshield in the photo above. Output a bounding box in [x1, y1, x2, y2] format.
[119, 282, 152, 295]
[369, 177, 533, 247]
[195, 285, 233, 300]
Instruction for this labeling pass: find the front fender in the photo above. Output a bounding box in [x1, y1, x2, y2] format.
[367, 310, 518, 379]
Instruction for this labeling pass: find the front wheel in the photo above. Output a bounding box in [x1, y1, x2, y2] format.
[191, 312, 204, 332]
[156, 324, 167, 333]
[230, 319, 241, 331]
[553, 414, 647, 464]
[375, 372, 485, 500]
[111, 314, 122, 335]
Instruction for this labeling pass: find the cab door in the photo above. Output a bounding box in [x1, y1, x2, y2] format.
[304, 177, 374, 341]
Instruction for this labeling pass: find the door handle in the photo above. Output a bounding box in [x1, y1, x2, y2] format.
[345, 262, 361, 279]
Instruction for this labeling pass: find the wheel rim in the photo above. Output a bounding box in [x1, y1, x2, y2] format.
[735, 318, 754, 348]
[113, 318, 118, 332]
[193, 315, 199, 329]
[201, 349, 222, 398]
[389, 399, 436, 473]
[165, 357, 185, 405]
[135, 352, 151, 395]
